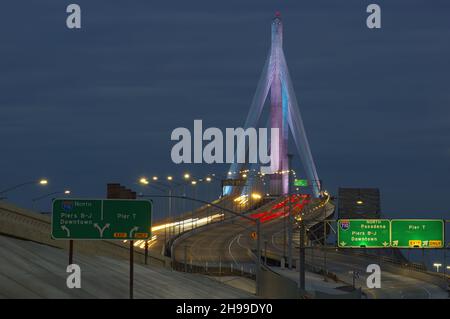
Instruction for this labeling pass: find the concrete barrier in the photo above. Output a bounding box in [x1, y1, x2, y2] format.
[259, 267, 308, 299]
[315, 289, 362, 299]
[0, 201, 170, 267]
[378, 261, 449, 290]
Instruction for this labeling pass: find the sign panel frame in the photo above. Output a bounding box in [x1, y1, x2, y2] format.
[294, 179, 308, 187]
[51, 198, 152, 240]
[337, 219, 391, 248]
[390, 219, 444, 249]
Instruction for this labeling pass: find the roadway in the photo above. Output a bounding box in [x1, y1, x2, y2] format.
[0, 234, 252, 298]
[173, 195, 331, 268]
[172, 195, 448, 299]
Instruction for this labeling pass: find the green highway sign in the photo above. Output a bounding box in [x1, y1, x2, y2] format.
[294, 179, 308, 187]
[52, 199, 152, 240]
[338, 219, 391, 248]
[391, 219, 444, 248]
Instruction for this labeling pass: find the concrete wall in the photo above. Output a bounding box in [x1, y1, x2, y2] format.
[379, 261, 449, 290]
[0, 201, 170, 267]
[259, 267, 308, 299]
[315, 289, 362, 299]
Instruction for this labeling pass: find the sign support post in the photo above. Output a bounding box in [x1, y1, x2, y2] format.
[68, 240, 73, 265]
[130, 240, 134, 299]
[256, 219, 261, 296]
[287, 154, 293, 269]
[299, 220, 305, 290]
[144, 240, 148, 265]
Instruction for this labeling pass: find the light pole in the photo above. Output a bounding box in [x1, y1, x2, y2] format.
[182, 173, 190, 233]
[190, 180, 198, 230]
[433, 263, 442, 273]
[31, 189, 71, 210]
[166, 176, 173, 237]
[138, 177, 168, 254]
[287, 155, 293, 270]
[148, 176, 176, 238]
[0, 178, 49, 196]
[147, 174, 194, 237]
[138, 193, 263, 296]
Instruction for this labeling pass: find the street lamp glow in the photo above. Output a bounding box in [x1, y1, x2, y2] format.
[206, 177, 212, 182]
[184, 173, 190, 180]
[64, 190, 71, 195]
[167, 176, 173, 181]
[39, 179, 48, 185]
[356, 200, 363, 205]
[251, 193, 262, 200]
[152, 176, 158, 181]
[139, 177, 149, 185]
[242, 174, 247, 178]
[191, 181, 197, 185]
[433, 263, 442, 272]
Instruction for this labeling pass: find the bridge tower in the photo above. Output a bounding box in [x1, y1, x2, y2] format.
[226, 12, 321, 197]
[269, 12, 289, 195]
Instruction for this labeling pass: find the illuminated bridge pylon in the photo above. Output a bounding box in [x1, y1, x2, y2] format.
[226, 12, 321, 197]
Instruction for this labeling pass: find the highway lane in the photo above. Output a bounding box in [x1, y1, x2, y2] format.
[268, 228, 448, 299]
[128, 196, 233, 256]
[302, 250, 447, 299]
[173, 195, 329, 264]
[173, 195, 319, 270]
[173, 197, 448, 298]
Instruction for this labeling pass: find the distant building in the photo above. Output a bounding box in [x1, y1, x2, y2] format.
[338, 188, 381, 219]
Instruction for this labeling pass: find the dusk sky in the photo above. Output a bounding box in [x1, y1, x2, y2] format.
[0, 0, 449, 219]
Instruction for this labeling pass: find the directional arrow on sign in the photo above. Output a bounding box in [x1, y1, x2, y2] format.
[382, 241, 389, 247]
[129, 226, 139, 238]
[94, 223, 110, 238]
[340, 241, 346, 247]
[61, 225, 70, 237]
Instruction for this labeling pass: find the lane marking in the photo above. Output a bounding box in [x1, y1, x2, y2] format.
[228, 234, 242, 266]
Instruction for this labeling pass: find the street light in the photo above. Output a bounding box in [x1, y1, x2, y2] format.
[0, 178, 49, 195]
[205, 177, 212, 182]
[139, 177, 149, 185]
[138, 193, 263, 296]
[251, 193, 262, 200]
[152, 176, 158, 181]
[167, 176, 173, 181]
[356, 200, 363, 205]
[184, 173, 190, 180]
[31, 189, 71, 210]
[433, 263, 442, 272]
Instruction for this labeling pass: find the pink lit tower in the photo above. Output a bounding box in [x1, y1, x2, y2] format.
[226, 12, 321, 198]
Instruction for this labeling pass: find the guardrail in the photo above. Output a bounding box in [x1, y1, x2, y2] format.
[170, 195, 330, 297]
[172, 260, 256, 280]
